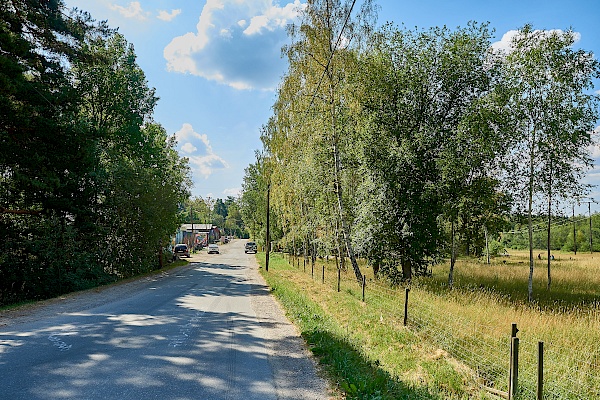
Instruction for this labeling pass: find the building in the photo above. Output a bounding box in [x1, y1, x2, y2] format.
[175, 224, 221, 249]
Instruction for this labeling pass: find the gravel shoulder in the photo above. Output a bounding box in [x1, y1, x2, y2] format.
[245, 253, 334, 400]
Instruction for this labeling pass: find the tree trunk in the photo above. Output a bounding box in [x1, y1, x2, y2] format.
[330, 82, 361, 282]
[158, 244, 164, 269]
[528, 138, 535, 302]
[484, 225, 490, 265]
[448, 220, 455, 288]
[401, 257, 412, 281]
[547, 173, 552, 290]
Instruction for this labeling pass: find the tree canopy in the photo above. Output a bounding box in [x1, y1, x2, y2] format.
[240, 1, 599, 296]
[0, 0, 190, 305]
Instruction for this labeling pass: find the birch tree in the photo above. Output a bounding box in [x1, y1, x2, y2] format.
[497, 25, 599, 301]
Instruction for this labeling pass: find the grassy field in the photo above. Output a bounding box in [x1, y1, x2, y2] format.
[258, 251, 600, 399]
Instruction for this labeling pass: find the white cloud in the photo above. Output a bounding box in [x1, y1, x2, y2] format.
[243, 1, 299, 35]
[223, 187, 241, 197]
[181, 142, 197, 153]
[163, 0, 304, 90]
[174, 123, 228, 178]
[108, 1, 149, 20]
[157, 9, 181, 22]
[492, 29, 581, 53]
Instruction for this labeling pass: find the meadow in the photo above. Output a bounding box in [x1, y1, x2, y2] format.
[258, 250, 600, 399]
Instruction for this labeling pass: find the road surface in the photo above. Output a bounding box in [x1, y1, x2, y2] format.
[0, 240, 330, 399]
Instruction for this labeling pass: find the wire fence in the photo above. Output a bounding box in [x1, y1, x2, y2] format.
[282, 254, 600, 400]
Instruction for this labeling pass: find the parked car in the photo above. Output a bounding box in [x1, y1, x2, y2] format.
[244, 241, 257, 254]
[207, 244, 219, 254]
[174, 244, 190, 258]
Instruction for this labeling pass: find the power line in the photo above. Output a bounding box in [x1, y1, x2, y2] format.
[501, 213, 598, 235]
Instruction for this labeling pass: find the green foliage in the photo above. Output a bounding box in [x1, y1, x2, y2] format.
[501, 214, 600, 253]
[239, 6, 598, 300]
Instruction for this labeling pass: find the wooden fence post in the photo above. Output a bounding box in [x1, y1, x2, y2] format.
[403, 288, 410, 326]
[509, 337, 519, 399]
[509, 323, 519, 400]
[538, 341, 544, 400]
[362, 275, 366, 302]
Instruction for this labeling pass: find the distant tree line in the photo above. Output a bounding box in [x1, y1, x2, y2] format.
[239, 0, 599, 301]
[184, 196, 249, 239]
[0, 1, 190, 305]
[501, 213, 600, 253]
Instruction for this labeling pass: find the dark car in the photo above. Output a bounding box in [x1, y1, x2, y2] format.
[174, 244, 190, 258]
[244, 241, 257, 254]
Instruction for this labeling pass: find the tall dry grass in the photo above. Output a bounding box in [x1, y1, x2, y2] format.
[281, 251, 600, 398]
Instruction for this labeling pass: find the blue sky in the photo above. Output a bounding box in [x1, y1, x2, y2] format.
[64, 0, 600, 213]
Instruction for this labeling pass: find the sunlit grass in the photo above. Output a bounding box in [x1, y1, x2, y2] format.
[258, 251, 600, 399]
[426, 249, 600, 310]
[258, 253, 485, 399]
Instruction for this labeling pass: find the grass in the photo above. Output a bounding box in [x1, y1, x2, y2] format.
[425, 249, 600, 311]
[258, 253, 486, 399]
[257, 251, 600, 400]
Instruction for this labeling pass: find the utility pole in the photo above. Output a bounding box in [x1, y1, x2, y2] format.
[190, 205, 194, 252]
[578, 199, 595, 253]
[265, 184, 271, 272]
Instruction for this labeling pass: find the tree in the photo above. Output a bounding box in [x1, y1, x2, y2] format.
[355, 22, 505, 281]
[214, 199, 228, 219]
[0, 1, 114, 302]
[266, 0, 377, 281]
[496, 25, 599, 300]
[0, 1, 190, 304]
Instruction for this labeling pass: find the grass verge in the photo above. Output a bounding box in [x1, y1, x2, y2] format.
[257, 253, 485, 399]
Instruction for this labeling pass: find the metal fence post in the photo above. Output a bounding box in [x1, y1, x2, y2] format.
[337, 269, 341, 292]
[322, 265, 325, 284]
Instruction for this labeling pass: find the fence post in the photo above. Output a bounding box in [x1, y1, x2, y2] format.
[337, 269, 341, 292]
[362, 275, 366, 302]
[509, 337, 519, 400]
[311, 262, 314, 278]
[538, 341, 544, 400]
[322, 265, 325, 284]
[303, 259, 306, 272]
[509, 323, 519, 400]
[403, 288, 410, 326]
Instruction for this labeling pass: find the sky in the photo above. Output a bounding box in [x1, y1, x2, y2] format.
[63, 0, 600, 213]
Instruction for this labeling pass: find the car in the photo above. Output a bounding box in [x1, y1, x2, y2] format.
[244, 241, 257, 254]
[207, 244, 219, 254]
[174, 244, 190, 258]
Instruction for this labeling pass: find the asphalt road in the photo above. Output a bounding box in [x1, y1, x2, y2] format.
[0, 240, 329, 400]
